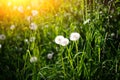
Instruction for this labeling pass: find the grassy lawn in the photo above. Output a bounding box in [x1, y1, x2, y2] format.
[0, 0, 120, 80]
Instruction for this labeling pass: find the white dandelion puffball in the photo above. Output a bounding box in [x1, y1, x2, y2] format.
[29, 37, 36, 42]
[31, 10, 38, 16]
[111, 33, 115, 37]
[0, 34, 6, 40]
[24, 39, 29, 43]
[30, 23, 37, 30]
[0, 44, 2, 48]
[83, 19, 90, 25]
[26, 16, 32, 22]
[70, 32, 80, 41]
[18, 6, 24, 13]
[10, 25, 15, 30]
[30, 56, 37, 63]
[61, 38, 69, 46]
[55, 35, 64, 45]
[47, 53, 54, 59]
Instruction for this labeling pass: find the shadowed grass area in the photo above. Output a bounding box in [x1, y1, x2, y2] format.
[0, 0, 120, 80]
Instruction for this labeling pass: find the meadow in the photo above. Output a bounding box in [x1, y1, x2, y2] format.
[0, 0, 120, 80]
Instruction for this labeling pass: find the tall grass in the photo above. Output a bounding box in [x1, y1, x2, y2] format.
[0, 0, 120, 80]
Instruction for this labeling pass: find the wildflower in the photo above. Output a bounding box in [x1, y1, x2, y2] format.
[10, 25, 15, 30]
[83, 19, 90, 24]
[30, 56, 37, 63]
[31, 10, 38, 16]
[18, 6, 24, 13]
[99, 11, 102, 14]
[0, 34, 6, 40]
[55, 35, 64, 45]
[30, 23, 37, 30]
[55, 35, 69, 46]
[61, 38, 69, 46]
[111, 33, 115, 37]
[26, 16, 32, 22]
[29, 37, 36, 42]
[70, 32, 80, 41]
[0, 44, 2, 48]
[47, 52, 54, 59]
[24, 39, 29, 43]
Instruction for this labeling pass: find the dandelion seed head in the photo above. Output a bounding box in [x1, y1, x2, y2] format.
[30, 56, 37, 63]
[24, 39, 29, 43]
[29, 37, 36, 42]
[61, 38, 69, 46]
[0, 44, 2, 48]
[30, 23, 37, 30]
[111, 33, 115, 37]
[26, 16, 32, 22]
[10, 25, 15, 30]
[47, 52, 54, 59]
[99, 11, 102, 14]
[27, 49, 29, 52]
[70, 32, 80, 41]
[0, 34, 6, 40]
[31, 10, 38, 16]
[55, 35, 64, 45]
[83, 19, 90, 24]
[18, 6, 24, 13]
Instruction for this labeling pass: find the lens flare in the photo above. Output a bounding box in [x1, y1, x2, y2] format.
[0, 0, 62, 18]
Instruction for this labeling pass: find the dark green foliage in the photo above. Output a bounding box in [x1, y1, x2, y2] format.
[0, 0, 120, 80]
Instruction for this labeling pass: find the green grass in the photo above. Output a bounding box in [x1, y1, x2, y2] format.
[0, 0, 120, 80]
